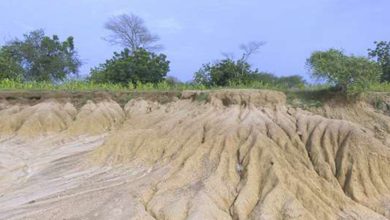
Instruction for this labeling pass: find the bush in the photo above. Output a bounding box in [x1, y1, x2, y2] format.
[193, 59, 253, 86]
[307, 49, 382, 94]
[193, 58, 306, 89]
[90, 48, 170, 86]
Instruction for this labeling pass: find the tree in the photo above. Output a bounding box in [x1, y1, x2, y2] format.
[0, 48, 24, 80]
[222, 41, 265, 61]
[3, 29, 81, 82]
[104, 14, 162, 53]
[307, 49, 382, 93]
[90, 48, 169, 85]
[368, 41, 390, 82]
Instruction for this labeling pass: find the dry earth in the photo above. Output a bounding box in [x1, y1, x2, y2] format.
[0, 90, 390, 219]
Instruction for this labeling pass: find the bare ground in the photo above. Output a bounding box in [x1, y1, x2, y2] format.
[0, 90, 390, 219]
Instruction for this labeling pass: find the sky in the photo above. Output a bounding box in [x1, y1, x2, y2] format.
[0, 0, 389, 82]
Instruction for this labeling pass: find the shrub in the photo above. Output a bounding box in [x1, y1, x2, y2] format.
[193, 59, 253, 86]
[90, 48, 169, 86]
[193, 58, 306, 90]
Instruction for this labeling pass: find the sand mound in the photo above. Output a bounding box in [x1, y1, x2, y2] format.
[0, 90, 389, 219]
[208, 89, 286, 107]
[0, 101, 75, 136]
[0, 99, 125, 137]
[67, 100, 125, 135]
[312, 101, 390, 145]
[90, 98, 390, 219]
[182, 89, 286, 107]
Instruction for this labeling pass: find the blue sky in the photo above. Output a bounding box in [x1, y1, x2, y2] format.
[0, 0, 389, 81]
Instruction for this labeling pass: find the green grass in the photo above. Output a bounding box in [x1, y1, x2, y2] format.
[5, 78, 390, 109]
[4, 78, 390, 96]
[0, 79, 287, 92]
[0, 79, 126, 91]
[0, 79, 200, 92]
[367, 82, 390, 93]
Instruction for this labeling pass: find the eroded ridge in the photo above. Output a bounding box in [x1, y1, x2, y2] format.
[0, 90, 389, 220]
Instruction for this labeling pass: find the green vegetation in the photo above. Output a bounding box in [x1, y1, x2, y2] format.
[366, 82, 390, 92]
[0, 15, 389, 101]
[89, 48, 169, 86]
[0, 79, 125, 91]
[0, 29, 81, 82]
[0, 79, 206, 91]
[193, 58, 305, 89]
[369, 41, 390, 82]
[307, 49, 382, 94]
[0, 78, 296, 92]
[0, 48, 24, 80]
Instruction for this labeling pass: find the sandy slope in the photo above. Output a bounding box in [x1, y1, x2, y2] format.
[0, 90, 389, 219]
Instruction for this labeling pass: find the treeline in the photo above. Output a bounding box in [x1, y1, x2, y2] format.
[0, 13, 389, 94]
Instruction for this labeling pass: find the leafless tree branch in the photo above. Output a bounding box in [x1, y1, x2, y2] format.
[103, 14, 162, 52]
[239, 41, 266, 61]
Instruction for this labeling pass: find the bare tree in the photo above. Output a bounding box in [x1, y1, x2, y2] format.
[104, 14, 162, 52]
[239, 41, 266, 61]
[221, 41, 265, 62]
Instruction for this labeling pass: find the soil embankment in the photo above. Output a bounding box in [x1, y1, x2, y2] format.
[0, 90, 389, 219]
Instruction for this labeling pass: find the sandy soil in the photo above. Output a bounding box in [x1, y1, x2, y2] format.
[0, 90, 389, 219]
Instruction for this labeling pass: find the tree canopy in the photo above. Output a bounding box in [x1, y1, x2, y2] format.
[369, 41, 390, 82]
[89, 48, 169, 85]
[0, 48, 24, 80]
[1, 29, 81, 82]
[307, 49, 381, 93]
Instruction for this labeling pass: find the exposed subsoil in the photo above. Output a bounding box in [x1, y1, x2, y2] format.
[0, 89, 389, 220]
